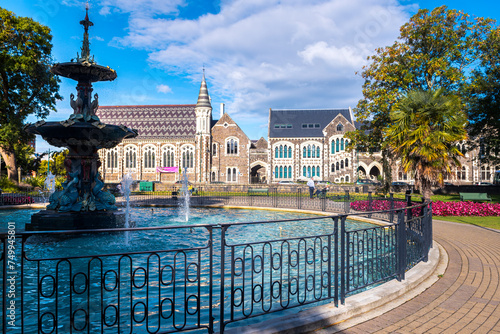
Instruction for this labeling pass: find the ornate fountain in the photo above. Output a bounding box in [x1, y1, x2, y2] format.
[25, 6, 137, 230]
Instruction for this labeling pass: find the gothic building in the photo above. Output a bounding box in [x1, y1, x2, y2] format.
[97, 75, 496, 186]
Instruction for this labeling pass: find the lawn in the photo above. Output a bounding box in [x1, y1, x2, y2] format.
[434, 216, 500, 230]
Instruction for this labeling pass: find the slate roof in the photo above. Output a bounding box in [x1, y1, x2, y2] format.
[269, 108, 353, 138]
[96, 105, 196, 139]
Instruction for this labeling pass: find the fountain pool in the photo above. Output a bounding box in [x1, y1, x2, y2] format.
[2, 207, 387, 333]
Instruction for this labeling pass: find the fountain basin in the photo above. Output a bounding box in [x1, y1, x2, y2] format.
[51, 62, 117, 82]
[26, 209, 127, 231]
[25, 121, 137, 149]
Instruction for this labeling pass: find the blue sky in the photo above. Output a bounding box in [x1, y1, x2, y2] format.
[2, 0, 497, 153]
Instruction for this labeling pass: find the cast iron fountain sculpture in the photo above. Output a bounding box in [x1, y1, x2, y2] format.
[25, 6, 137, 230]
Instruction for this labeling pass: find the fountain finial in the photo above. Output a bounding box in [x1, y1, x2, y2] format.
[78, 1, 94, 63]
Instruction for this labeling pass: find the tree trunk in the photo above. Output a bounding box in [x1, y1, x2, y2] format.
[0, 147, 18, 184]
[420, 177, 433, 201]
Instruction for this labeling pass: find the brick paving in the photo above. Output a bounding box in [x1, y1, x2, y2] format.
[320, 220, 500, 333]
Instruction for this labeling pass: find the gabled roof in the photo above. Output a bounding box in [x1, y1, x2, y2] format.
[97, 105, 196, 139]
[269, 108, 353, 138]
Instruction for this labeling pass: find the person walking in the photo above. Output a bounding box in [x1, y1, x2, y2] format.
[307, 177, 315, 199]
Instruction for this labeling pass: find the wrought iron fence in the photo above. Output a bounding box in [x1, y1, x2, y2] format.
[1, 193, 432, 333]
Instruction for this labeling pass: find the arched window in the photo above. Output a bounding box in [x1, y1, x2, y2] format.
[341, 160, 344, 169]
[181, 146, 194, 169]
[340, 177, 344, 183]
[280, 166, 283, 178]
[275, 166, 279, 178]
[288, 166, 292, 179]
[107, 148, 118, 169]
[124, 146, 137, 169]
[307, 145, 311, 158]
[345, 158, 349, 168]
[461, 144, 466, 155]
[143, 146, 155, 169]
[226, 138, 238, 155]
[316, 166, 320, 177]
[162, 146, 175, 167]
[336, 139, 339, 152]
[288, 146, 292, 159]
[336, 162, 339, 171]
[341, 139, 344, 151]
[337, 123, 343, 132]
[346, 175, 349, 182]
[227, 168, 232, 182]
[345, 140, 349, 148]
[303, 147, 306, 158]
[212, 143, 217, 157]
[312, 166, 316, 177]
[331, 140, 335, 154]
[316, 146, 320, 158]
[232, 168, 237, 182]
[331, 164, 335, 172]
[275, 147, 279, 158]
[279, 145, 283, 158]
[307, 166, 311, 177]
[303, 166, 306, 176]
[312, 145, 316, 158]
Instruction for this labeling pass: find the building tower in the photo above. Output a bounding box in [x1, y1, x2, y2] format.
[195, 72, 213, 183]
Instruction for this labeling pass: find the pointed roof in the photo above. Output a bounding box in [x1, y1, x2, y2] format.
[196, 72, 211, 108]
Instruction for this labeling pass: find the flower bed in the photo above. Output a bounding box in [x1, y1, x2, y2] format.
[350, 199, 500, 217]
[432, 200, 500, 216]
[1, 194, 35, 205]
[350, 199, 422, 216]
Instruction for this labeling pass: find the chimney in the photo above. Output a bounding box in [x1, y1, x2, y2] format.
[220, 103, 225, 118]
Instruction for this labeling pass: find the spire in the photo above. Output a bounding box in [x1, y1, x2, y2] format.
[78, 1, 95, 63]
[196, 70, 211, 108]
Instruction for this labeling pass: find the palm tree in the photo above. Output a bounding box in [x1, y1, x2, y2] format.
[385, 88, 467, 200]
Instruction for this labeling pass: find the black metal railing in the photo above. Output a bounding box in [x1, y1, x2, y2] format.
[1, 194, 432, 333]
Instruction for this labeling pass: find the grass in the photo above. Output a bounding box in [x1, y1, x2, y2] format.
[434, 216, 500, 230]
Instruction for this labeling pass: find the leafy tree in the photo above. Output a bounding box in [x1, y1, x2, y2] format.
[348, 6, 493, 183]
[468, 27, 500, 165]
[0, 8, 61, 183]
[385, 89, 467, 200]
[36, 149, 68, 177]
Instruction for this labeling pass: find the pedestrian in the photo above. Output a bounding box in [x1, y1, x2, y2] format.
[307, 177, 315, 199]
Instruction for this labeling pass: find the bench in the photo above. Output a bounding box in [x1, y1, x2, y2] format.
[248, 188, 269, 196]
[459, 192, 492, 202]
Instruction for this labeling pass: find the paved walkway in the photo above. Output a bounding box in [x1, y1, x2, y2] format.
[320, 220, 500, 333]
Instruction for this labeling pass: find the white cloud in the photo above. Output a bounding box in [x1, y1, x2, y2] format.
[98, 0, 185, 17]
[156, 84, 173, 93]
[102, 0, 411, 133]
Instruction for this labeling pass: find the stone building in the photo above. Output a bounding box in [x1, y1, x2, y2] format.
[268, 108, 362, 183]
[97, 74, 496, 186]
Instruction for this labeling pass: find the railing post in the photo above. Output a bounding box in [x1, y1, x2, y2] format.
[389, 193, 394, 224]
[220, 226, 228, 333]
[333, 217, 339, 306]
[429, 202, 433, 249]
[405, 190, 412, 221]
[368, 191, 372, 218]
[397, 210, 406, 281]
[298, 188, 302, 209]
[344, 189, 349, 214]
[422, 204, 429, 262]
[340, 215, 347, 304]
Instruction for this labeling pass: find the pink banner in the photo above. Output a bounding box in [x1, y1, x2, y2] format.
[156, 166, 179, 173]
